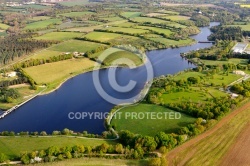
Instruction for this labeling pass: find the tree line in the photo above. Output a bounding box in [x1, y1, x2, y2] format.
[208, 26, 242, 41]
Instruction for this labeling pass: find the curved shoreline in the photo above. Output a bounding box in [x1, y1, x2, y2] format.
[40, 51, 148, 96]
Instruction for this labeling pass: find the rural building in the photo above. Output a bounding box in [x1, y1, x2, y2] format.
[232, 43, 248, 54]
[5, 71, 17, 77]
[233, 70, 246, 76]
[231, 93, 239, 99]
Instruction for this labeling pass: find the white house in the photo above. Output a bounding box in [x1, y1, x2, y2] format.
[233, 70, 246, 76]
[6, 71, 17, 77]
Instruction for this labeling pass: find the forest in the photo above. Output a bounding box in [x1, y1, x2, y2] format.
[0, 34, 57, 65]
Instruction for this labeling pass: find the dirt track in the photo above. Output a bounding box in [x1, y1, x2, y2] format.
[167, 101, 250, 165]
[220, 122, 250, 166]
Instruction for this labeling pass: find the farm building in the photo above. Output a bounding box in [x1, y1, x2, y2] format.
[233, 70, 246, 76]
[5, 71, 17, 77]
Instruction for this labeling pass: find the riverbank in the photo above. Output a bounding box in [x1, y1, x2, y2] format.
[41, 48, 148, 95]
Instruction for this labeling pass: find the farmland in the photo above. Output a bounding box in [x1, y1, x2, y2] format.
[163, 15, 190, 21]
[150, 37, 194, 47]
[111, 104, 196, 136]
[173, 71, 243, 86]
[99, 26, 150, 34]
[64, 20, 127, 32]
[199, 58, 249, 66]
[27, 16, 51, 22]
[28, 50, 62, 60]
[58, 0, 92, 6]
[121, 12, 142, 18]
[102, 50, 143, 66]
[131, 17, 171, 24]
[167, 103, 250, 166]
[58, 11, 94, 17]
[0, 136, 116, 159]
[34, 32, 84, 41]
[84, 32, 122, 42]
[24, 19, 62, 30]
[227, 22, 250, 31]
[23, 58, 95, 85]
[137, 26, 173, 36]
[48, 40, 105, 53]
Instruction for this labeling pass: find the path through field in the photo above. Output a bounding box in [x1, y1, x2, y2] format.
[167, 101, 250, 166]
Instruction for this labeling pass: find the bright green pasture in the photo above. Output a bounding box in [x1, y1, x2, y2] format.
[35, 32, 84, 41]
[84, 32, 122, 42]
[24, 19, 62, 30]
[111, 104, 196, 136]
[49, 40, 105, 52]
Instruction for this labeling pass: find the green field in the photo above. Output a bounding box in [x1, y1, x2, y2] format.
[35, 32, 84, 41]
[138, 26, 173, 36]
[58, 11, 94, 17]
[206, 73, 242, 86]
[163, 15, 190, 21]
[103, 16, 125, 22]
[24, 19, 62, 30]
[102, 50, 143, 66]
[49, 40, 105, 52]
[28, 50, 62, 60]
[19, 4, 50, 9]
[146, 13, 167, 17]
[121, 12, 141, 18]
[157, 10, 179, 15]
[173, 71, 243, 86]
[58, 0, 92, 6]
[23, 58, 95, 84]
[84, 32, 122, 42]
[132, 17, 170, 24]
[227, 23, 250, 31]
[115, 22, 137, 27]
[0, 137, 115, 159]
[35, 158, 147, 166]
[200, 58, 249, 66]
[160, 89, 212, 103]
[111, 104, 196, 136]
[65, 20, 127, 32]
[150, 37, 194, 46]
[0, 23, 10, 30]
[27, 16, 51, 21]
[101, 26, 150, 34]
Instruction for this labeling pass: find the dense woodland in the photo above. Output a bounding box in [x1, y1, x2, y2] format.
[0, 34, 57, 65]
[208, 26, 242, 41]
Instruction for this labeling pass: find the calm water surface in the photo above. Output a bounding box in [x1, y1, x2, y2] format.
[0, 22, 220, 134]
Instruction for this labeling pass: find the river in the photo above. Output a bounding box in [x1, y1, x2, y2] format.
[0, 22, 220, 134]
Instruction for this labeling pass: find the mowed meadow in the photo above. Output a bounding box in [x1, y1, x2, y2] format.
[23, 58, 95, 84]
[111, 104, 196, 136]
[0, 137, 116, 159]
